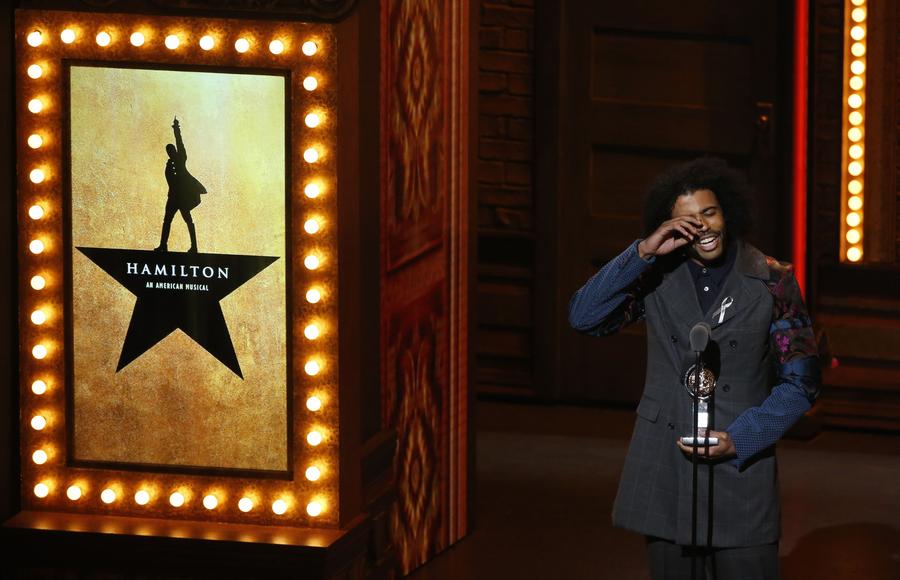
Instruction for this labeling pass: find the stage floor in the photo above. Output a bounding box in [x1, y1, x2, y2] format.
[410, 401, 900, 579]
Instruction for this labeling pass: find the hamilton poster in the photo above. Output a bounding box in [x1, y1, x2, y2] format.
[68, 64, 289, 473]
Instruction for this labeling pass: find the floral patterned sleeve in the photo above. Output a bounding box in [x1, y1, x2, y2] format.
[726, 261, 820, 469]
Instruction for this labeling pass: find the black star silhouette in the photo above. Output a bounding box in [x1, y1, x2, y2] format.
[77, 247, 278, 379]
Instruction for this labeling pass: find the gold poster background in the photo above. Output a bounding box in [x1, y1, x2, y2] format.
[69, 65, 288, 472]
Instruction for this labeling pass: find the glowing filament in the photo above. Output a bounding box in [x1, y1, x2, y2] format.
[306, 289, 321, 303]
[306, 502, 323, 517]
[305, 360, 321, 376]
[169, 492, 185, 508]
[28, 204, 44, 219]
[165, 35, 180, 50]
[306, 396, 322, 412]
[130, 32, 145, 47]
[27, 31, 43, 47]
[272, 499, 288, 515]
[199, 35, 215, 50]
[846, 228, 861, 244]
[305, 466, 321, 481]
[27, 134, 43, 149]
[28, 99, 44, 113]
[847, 247, 862, 262]
[306, 431, 323, 446]
[235, 38, 250, 53]
[269, 39, 285, 54]
[66, 486, 82, 501]
[31, 310, 47, 325]
[101, 489, 117, 504]
[30, 168, 46, 184]
[31, 380, 48, 395]
[135, 490, 150, 505]
[32, 344, 48, 359]
[305, 113, 320, 128]
[304, 255, 320, 270]
[303, 148, 319, 163]
[96, 32, 111, 47]
[29, 239, 45, 254]
[238, 498, 254, 513]
[31, 275, 46, 290]
[303, 76, 318, 91]
[34, 483, 50, 498]
[60, 29, 76, 44]
[27, 65, 43, 79]
[203, 495, 218, 510]
[304, 219, 320, 234]
[304, 324, 320, 340]
[304, 183, 321, 198]
[32, 450, 48, 464]
[302, 41, 318, 56]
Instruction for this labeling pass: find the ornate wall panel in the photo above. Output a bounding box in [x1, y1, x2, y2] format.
[381, 0, 471, 574]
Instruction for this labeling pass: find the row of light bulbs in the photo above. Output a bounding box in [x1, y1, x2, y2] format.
[32, 483, 325, 517]
[22, 19, 335, 521]
[843, 0, 867, 263]
[27, 28, 319, 56]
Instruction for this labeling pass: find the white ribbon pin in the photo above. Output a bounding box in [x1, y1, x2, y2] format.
[717, 296, 734, 324]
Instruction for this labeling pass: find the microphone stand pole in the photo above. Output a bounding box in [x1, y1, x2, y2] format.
[691, 349, 701, 580]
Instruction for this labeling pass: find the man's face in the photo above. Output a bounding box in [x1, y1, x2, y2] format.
[671, 189, 726, 264]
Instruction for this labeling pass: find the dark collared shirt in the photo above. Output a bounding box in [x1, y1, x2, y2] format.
[686, 242, 737, 314]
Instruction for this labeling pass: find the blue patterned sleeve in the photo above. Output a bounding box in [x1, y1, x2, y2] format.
[568, 240, 654, 336]
[726, 267, 820, 469]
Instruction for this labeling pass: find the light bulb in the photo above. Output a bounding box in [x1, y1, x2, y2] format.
[306, 431, 323, 446]
[302, 41, 318, 56]
[31, 309, 47, 325]
[305, 360, 321, 376]
[135, 490, 150, 505]
[169, 492, 185, 507]
[28, 204, 44, 219]
[66, 486, 82, 501]
[306, 289, 321, 303]
[306, 501, 323, 517]
[851, 42, 865, 57]
[32, 344, 48, 359]
[235, 38, 250, 53]
[305, 466, 321, 481]
[846, 246, 862, 262]
[101, 489, 117, 504]
[848, 161, 863, 176]
[848, 179, 863, 195]
[203, 494, 218, 510]
[28, 99, 44, 113]
[305, 113, 320, 128]
[269, 39, 285, 54]
[304, 183, 321, 198]
[848, 94, 862, 109]
[96, 32, 111, 47]
[238, 497, 254, 513]
[29, 239, 45, 254]
[130, 32, 145, 47]
[34, 483, 50, 498]
[30, 169, 46, 184]
[27, 31, 43, 47]
[304, 255, 320, 270]
[846, 228, 861, 244]
[849, 76, 863, 91]
[32, 450, 48, 464]
[60, 29, 76, 44]
[303, 76, 318, 91]
[31, 275, 46, 290]
[848, 196, 863, 211]
[304, 324, 320, 340]
[850, 60, 865, 75]
[848, 144, 863, 159]
[165, 35, 180, 49]
[847, 127, 862, 142]
[31, 380, 48, 395]
[27, 64, 43, 79]
[272, 499, 288, 515]
[27, 134, 43, 149]
[199, 35, 215, 51]
[303, 148, 319, 163]
[851, 7, 866, 22]
[31, 415, 47, 430]
[846, 212, 861, 227]
[306, 396, 322, 412]
[304, 219, 320, 234]
[850, 25, 866, 41]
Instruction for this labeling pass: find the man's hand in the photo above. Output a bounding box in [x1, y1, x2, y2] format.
[638, 216, 703, 260]
[676, 430, 736, 459]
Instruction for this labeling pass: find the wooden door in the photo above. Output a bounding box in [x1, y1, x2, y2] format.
[540, 0, 785, 402]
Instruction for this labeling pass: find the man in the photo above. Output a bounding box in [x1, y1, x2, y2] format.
[568, 158, 819, 579]
[154, 117, 207, 253]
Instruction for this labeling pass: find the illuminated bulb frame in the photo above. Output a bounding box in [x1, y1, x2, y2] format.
[16, 11, 338, 527]
[840, 0, 867, 263]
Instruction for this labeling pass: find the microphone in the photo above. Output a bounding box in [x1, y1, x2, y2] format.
[689, 322, 711, 353]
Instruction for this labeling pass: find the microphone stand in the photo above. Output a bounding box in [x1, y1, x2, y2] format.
[691, 348, 701, 580]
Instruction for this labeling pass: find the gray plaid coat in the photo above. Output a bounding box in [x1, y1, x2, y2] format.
[570, 241, 819, 547]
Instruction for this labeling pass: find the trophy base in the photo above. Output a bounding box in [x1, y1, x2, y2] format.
[680, 436, 719, 446]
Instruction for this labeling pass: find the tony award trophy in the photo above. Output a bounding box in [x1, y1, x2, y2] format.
[682, 322, 718, 447]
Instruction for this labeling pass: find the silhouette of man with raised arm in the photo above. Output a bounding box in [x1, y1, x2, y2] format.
[154, 117, 207, 253]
